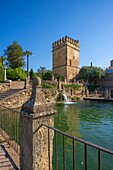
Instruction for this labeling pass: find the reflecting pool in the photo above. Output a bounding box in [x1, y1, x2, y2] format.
[53, 101, 113, 170]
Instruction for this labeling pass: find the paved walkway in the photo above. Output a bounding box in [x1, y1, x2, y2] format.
[0, 135, 19, 170]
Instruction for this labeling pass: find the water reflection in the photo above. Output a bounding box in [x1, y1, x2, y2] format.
[53, 101, 113, 170]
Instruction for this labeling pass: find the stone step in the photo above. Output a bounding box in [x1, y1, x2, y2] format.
[0, 136, 19, 170]
[0, 146, 16, 170]
[0, 89, 22, 101]
[0, 157, 9, 162]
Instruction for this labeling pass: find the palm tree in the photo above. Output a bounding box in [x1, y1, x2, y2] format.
[40, 66, 46, 78]
[24, 50, 32, 78]
[37, 66, 46, 79]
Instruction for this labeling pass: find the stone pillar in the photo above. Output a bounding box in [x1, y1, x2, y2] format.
[24, 78, 30, 89]
[70, 87, 73, 96]
[108, 89, 111, 98]
[52, 74, 54, 81]
[4, 65, 7, 82]
[104, 89, 108, 98]
[86, 89, 89, 97]
[95, 89, 97, 97]
[101, 89, 104, 97]
[58, 80, 61, 91]
[82, 89, 85, 97]
[20, 77, 55, 170]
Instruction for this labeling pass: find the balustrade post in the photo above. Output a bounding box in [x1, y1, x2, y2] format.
[20, 76, 55, 170]
[4, 64, 7, 82]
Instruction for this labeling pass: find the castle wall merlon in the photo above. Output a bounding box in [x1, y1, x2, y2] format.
[52, 36, 79, 49]
[66, 42, 79, 51]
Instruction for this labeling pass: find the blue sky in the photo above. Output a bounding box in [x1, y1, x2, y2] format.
[0, 0, 113, 71]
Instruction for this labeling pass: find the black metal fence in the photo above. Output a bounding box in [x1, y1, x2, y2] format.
[43, 124, 113, 170]
[0, 104, 20, 154]
[0, 104, 113, 169]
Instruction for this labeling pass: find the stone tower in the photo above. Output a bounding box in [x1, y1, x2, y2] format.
[52, 36, 80, 81]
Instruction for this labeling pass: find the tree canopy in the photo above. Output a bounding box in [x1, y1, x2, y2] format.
[37, 66, 52, 80]
[4, 41, 25, 69]
[43, 70, 52, 80]
[78, 66, 104, 84]
[24, 50, 32, 56]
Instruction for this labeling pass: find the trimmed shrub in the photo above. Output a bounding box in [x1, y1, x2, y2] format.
[6, 67, 27, 80]
[42, 83, 56, 88]
[65, 83, 81, 90]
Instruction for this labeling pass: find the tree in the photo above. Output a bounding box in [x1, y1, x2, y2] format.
[30, 68, 35, 80]
[4, 41, 25, 69]
[78, 66, 104, 84]
[54, 74, 64, 81]
[37, 66, 46, 79]
[43, 70, 52, 80]
[24, 50, 32, 78]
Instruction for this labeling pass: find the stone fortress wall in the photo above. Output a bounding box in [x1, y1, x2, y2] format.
[52, 36, 80, 81]
[97, 60, 113, 90]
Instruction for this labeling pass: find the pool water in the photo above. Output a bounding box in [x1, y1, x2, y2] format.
[53, 101, 113, 170]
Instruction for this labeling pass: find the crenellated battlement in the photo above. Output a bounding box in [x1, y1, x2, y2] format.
[52, 36, 79, 49]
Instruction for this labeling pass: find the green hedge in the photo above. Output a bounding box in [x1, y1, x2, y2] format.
[6, 67, 27, 80]
[87, 85, 100, 92]
[42, 83, 56, 88]
[65, 83, 81, 90]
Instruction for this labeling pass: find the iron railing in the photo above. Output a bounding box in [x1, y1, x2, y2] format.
[43, 124, 113, 170]
[0, 104, 20, 154]
[0, 104, 113, 169]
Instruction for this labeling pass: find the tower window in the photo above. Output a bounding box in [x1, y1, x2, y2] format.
[70, 60, 72, 66]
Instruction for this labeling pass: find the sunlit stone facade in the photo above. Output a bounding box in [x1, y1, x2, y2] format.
[52, 36, 80, 81]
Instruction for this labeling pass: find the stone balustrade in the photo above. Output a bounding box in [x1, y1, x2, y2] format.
[20, 76, 55, 170]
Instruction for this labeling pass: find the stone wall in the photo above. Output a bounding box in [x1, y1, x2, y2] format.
[10, 81, 25, 89]
[0, 81, 25, 93]
[0, 83, 83, 108]
[0, 83, 10, 93]
[64, 83, 83, 99]
[53, 66, 67, 79]
[98, 79, 113, 89]
[97, 73, 113, 90]
[43, 89, 58, 103]
[0, 88, 58, 108]
[0, 89, 32, 108]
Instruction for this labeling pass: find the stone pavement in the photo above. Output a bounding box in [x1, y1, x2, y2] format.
[0, 135, 19, 170]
